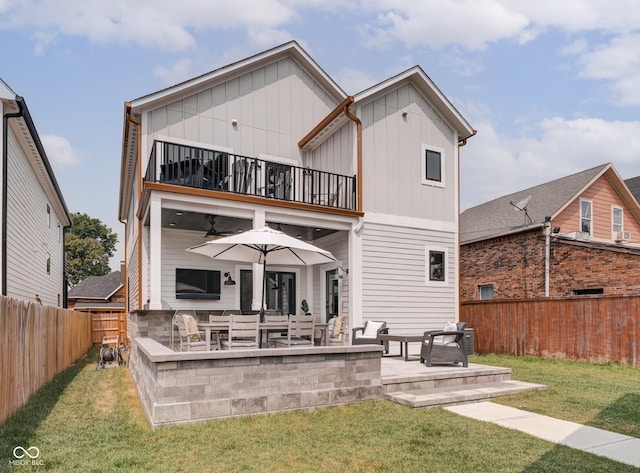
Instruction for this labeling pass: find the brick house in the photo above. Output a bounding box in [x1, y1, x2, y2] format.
[460, 163, 640, 300]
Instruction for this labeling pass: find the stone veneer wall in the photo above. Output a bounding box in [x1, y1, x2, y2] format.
[130, 338, 383, 428]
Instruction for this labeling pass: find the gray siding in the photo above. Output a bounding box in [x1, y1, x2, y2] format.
[6, 132, 65, 305]
[361, 221, 455, 332]
[360, 83, 457, 222]
[147, 58, 339, 165]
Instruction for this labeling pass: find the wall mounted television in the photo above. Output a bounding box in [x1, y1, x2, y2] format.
[175, 268, 221, 300]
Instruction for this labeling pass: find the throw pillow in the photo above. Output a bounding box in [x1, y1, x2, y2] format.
[184, 314, 201, 342]
[442, 321, 458, 344]
[331, 316, 344, 338]
[362, 321, 383, 338]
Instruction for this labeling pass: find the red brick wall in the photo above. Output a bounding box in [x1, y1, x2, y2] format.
[460, 230, 640, 300]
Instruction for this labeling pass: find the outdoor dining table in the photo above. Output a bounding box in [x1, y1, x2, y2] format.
[197, 321, 329, 350]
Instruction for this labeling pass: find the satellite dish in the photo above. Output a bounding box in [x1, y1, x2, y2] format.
[510, 195, 531, 211]
[509, 195, 533, 225]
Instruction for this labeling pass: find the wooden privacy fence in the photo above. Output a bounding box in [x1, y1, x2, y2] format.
[461, 296, 640, 367]
[0, 296, 92, 425]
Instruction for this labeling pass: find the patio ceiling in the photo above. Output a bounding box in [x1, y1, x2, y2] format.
[160, 209, 338, 241]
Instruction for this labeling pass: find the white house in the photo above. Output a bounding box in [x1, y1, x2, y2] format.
[0, 79, 72, 306]
[118, 41, 475, 334]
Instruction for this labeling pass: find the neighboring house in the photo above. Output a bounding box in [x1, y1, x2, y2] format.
[68, 270, 126, 344]
[68, 270, 125, 310]
[118, 41, 475, 333]
[460, 163, 640, 301]
[0, 79, 72, 306]
[625, 176, 640, 203]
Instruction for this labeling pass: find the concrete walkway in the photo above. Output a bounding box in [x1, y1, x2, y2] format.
[445, 401, 640, 468]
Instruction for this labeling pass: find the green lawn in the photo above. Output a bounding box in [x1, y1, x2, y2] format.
[1, 350, 639, 472]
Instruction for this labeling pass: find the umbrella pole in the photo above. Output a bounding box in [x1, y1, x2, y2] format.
[260, 259, 266, 322]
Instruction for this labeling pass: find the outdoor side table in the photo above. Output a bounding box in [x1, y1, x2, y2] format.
[377, 333, 424, 361]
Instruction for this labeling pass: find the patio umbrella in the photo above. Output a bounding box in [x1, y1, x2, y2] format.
[186, 226, 336, 316]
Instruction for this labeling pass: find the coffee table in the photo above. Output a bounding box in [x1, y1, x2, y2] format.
[378, 333, 424, 361]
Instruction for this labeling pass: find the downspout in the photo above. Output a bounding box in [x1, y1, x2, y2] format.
[544, 216, 551, 297]
[343, 103, 362, 212]
[2, 98, 24, 296]
[457, 130, 476, 316]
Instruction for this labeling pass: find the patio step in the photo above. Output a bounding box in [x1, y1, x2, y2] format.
[384, 380, 547, 408]
[380, 360, 547, 408]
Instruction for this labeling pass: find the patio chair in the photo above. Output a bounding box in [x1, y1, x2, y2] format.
[263, 312, 289, 346]
[420, 322, 468, 368]
[272, 315, 314, 347]
[175, 312, 207, 352]
[171, 309, 198, 349]
[352, 320, 389, 353]
[323, 316, 348, 345]
[221, 314, 260, 349]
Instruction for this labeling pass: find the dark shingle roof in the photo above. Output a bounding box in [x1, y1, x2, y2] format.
[68, 271, 123, 300]
[625, 176, 640, 203]
[461, 163, 610, 244]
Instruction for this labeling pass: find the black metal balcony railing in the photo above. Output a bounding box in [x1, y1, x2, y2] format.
[144, 140, 356, 210]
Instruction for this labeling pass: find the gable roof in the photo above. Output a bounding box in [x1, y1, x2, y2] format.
[461, 163, 622, 244]
[68, 271, 123, 300]
[119, 41, 347, 221]
[0, 78, 72, 227]
[354, 66, 475, 142]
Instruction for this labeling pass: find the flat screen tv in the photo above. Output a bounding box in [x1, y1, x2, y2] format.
[175, 268, 221, 300]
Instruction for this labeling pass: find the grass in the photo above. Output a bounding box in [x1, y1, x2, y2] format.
[0, 351, 638, 472]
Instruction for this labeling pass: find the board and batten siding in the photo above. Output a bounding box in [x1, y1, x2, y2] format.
[359, 83, 457, 222]
[146, 57, 339, 166]
[306, 123, 354, 177]
[5, 133, 65, 306]
[361, 221, 456, 332]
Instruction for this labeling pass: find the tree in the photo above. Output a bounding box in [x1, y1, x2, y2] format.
[65, 212, 118, 285]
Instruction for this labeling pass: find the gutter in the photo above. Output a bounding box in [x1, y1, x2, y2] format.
[343, 103, 362, 212]
[2, 99, 23, 296]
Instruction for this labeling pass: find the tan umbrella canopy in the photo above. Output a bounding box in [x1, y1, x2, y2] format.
[186, 226, 336, 316]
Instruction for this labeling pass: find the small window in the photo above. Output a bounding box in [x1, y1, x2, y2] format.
[479, 285, 494, 300]
[421, 145, 445, 187]
[580, 199, 592, 235]
[612, 207, 623, 233]
[46, 204, 51, 228]
[425, 247, 447, 285]
[573, 288, 603, 296]
[46, 253, 51, 275]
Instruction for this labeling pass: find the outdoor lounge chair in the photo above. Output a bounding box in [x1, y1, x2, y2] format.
[420, 322, 468, 367]
[352, 320, 389, 353]
[323, 316, 348, 345]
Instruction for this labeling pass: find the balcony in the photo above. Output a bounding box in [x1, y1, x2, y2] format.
[144, 140, 356, 211]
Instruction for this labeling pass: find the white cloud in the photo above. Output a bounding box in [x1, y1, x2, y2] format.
[41, 134, 82, 169]
[334, 68, 379, 95]
[153, 58, 195, 86]
[461, 112, 640, 210]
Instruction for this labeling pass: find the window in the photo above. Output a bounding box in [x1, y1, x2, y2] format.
[425, 247, 448, 285]
[479, 285, 494, 300]
[612, 206, 623, 233]
[46, 204, 51, 228]
[580, 199, 592, 235]
[421, 145, 445, 187]
[573, 288, 603, 296]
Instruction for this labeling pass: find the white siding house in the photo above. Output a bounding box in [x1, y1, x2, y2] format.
[0, 79, 72, 306]
[118, 41, 474, 335]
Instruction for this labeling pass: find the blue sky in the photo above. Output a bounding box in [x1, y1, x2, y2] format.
[2, 0, 640, 269]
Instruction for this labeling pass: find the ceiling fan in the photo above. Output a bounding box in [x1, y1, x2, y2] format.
[204, 216, 232, 238]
